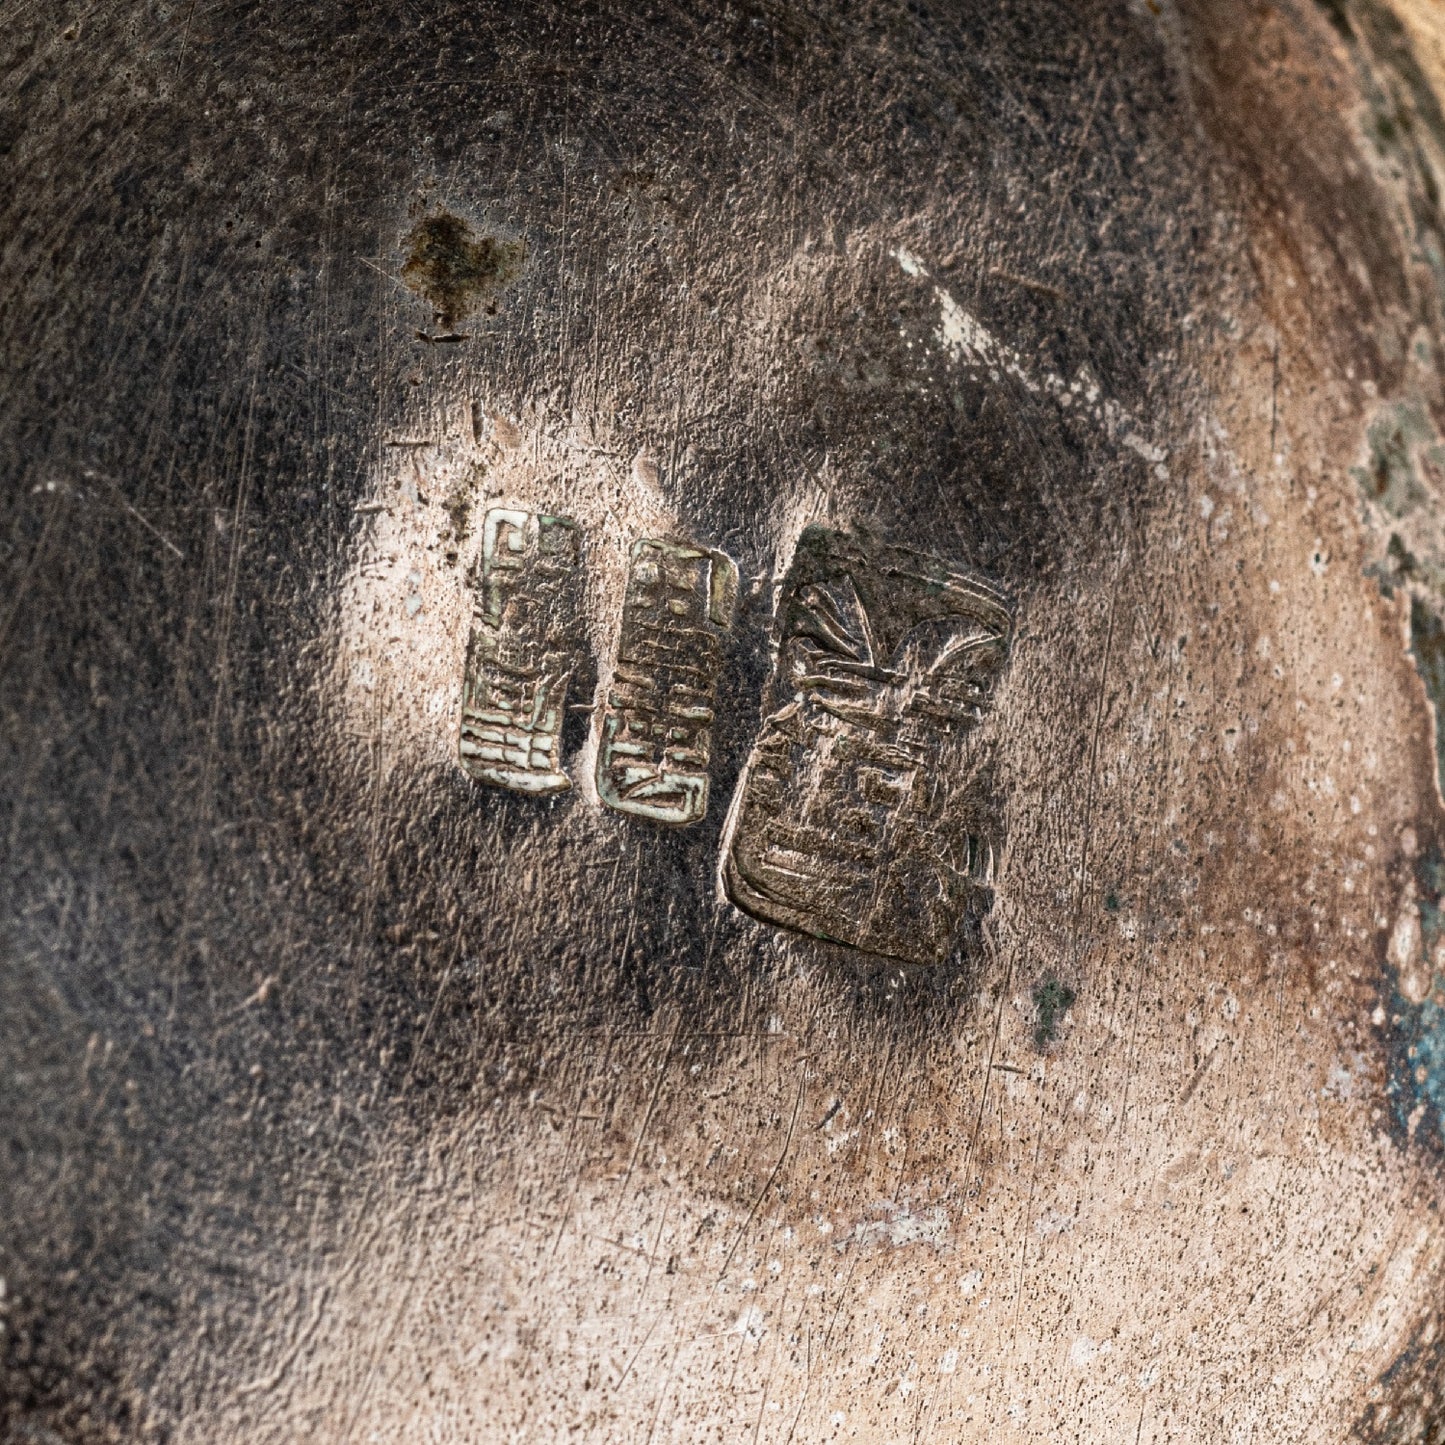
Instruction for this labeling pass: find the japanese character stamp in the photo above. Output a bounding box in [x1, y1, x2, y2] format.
[458, 507, 586, 795]
[596, 538, 739, 825]
[721, 526, 1013, 964]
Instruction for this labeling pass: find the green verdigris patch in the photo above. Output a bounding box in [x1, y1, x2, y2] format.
[1352, 401, 1445, 793]
[400, 212, 525, 329]
[1350, 399, 1445, 1161]
[1352, 401, 1445, 540]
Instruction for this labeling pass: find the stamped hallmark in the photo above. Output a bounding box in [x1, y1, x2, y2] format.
[596, 538, 739, 824]
[721, 526, 1013, 964]
[459, 507, 586, 794]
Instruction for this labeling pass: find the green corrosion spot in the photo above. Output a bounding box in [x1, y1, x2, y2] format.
[1351, 401, 1443, 524]
[400, 212, 525, 329]
[1351, 400, 1445, 797]
[1033, 975, 1076, 1047]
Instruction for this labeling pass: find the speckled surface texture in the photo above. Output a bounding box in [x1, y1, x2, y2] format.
[4, 1, 1445, 1439]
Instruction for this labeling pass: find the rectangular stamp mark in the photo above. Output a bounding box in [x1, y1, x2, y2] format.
[596, 538, 739, 825]
[459, 507, 585, 795]
[721, 526, 1013, 964]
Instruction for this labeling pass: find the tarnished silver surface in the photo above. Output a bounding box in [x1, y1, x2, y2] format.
[722, 526, 1012, 963]
[459, 508, 585, 795]
[596, 536, 736, 824]
[5, 0, 1445, 1440]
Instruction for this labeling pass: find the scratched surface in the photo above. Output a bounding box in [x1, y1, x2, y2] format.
[724, 525, 1012, 964]
[4, 0, 1445, 1441]
[458, 508, 585, 795]
[596, 538, 736, 825]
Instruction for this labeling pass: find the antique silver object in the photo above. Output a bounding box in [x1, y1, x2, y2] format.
[5, 0, 1445, 1440]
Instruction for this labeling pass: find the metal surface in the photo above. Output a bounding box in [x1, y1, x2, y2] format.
[721, 525, 1012, 963]
[460, 507, 586, 795]
[4, 0, 1445, 1439]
